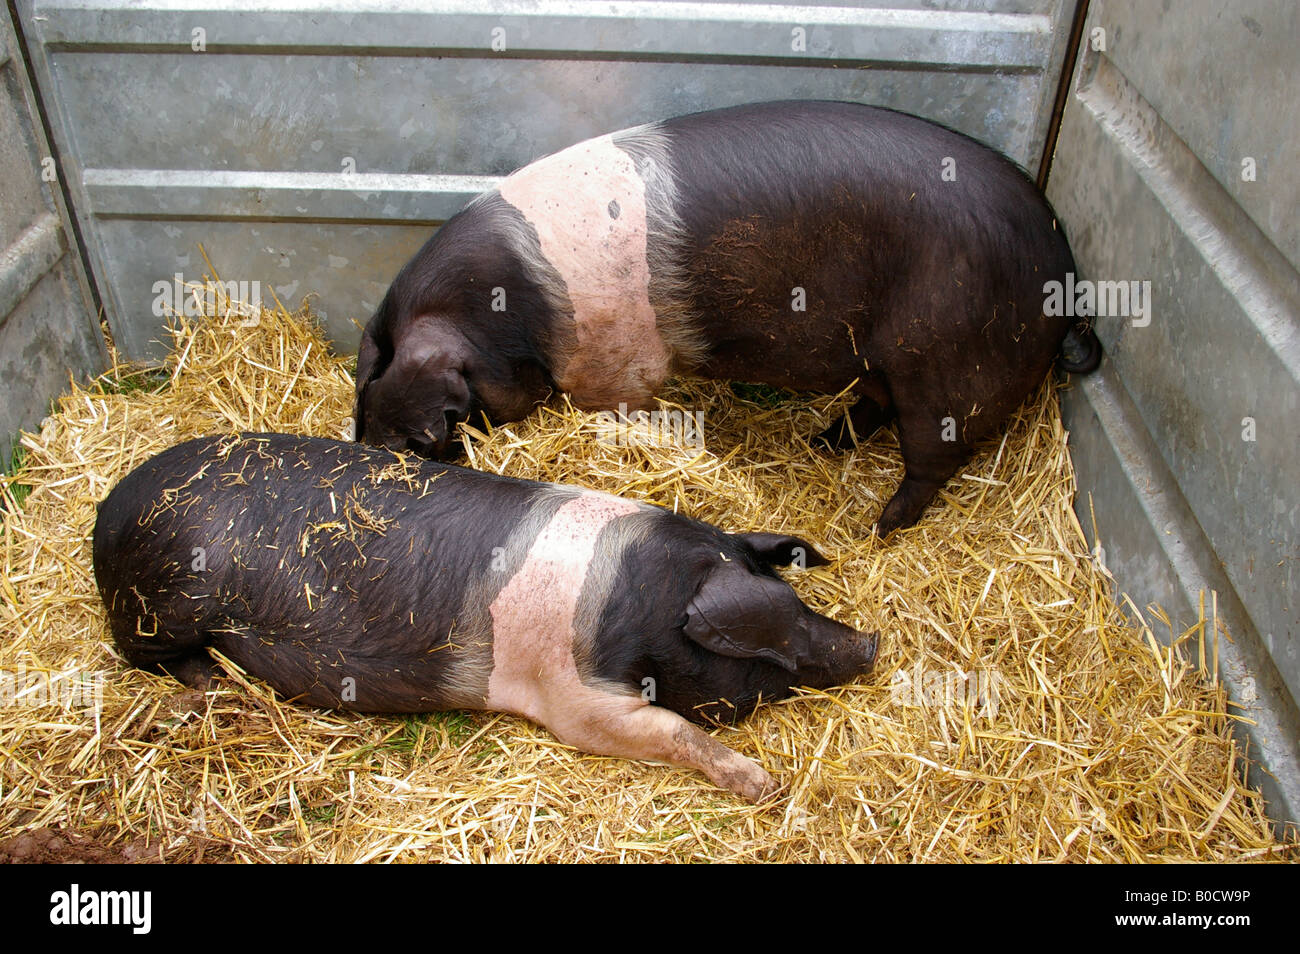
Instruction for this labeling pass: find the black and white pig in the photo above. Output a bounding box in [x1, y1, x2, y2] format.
[354, 99, 1100, 536]
[92, 433, 878, 802]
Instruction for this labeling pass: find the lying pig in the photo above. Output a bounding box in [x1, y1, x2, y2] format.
[93, 433, 877, 801]
[354, 99, 1101, 536]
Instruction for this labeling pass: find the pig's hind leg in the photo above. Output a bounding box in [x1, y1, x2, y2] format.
[103, 588, 225, 690]
[876, 402, 974, 537]
[542, 687, 778, 803]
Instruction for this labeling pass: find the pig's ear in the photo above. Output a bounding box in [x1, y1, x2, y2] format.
[353, 305, 392, 442]
[353, 333, 381, 441]
[733, 532, 830, 568]
[683, 563, 811, 672]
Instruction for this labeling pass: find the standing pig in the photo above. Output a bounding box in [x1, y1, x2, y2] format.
[354, 99, 1100, 536]
[93, 433, 877, 802]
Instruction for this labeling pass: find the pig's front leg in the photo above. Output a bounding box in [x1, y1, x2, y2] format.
[542, 687, 778, 804]
[816, 372, 897, 451]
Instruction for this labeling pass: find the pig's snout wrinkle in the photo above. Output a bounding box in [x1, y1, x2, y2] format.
[861, 632, 880, 670]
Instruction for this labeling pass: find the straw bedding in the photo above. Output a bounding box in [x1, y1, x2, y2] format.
[0, 284, 1292, 862]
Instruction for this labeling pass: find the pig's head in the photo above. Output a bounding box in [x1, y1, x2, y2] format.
[680, 532, 879, 690]
[354, 304, 553, 458]
[354, 200, 568, 457]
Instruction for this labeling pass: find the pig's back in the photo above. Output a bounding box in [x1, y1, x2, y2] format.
[93, 434, 534, 709]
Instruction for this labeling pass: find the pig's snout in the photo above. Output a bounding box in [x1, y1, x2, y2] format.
[405, 406, 466, 458]
[851, 631, 880, 673]
[802, 614, 878, 685]
[359, 334, 475, 459]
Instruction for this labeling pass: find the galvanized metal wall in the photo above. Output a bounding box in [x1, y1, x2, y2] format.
[0, 4, 103, 470]
[7, 0, 1298, 825]
[1048, 0, 1300, 824]
[15, 0, 1079, 361]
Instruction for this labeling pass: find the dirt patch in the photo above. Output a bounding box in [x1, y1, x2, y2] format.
[0, 827, 163, 864]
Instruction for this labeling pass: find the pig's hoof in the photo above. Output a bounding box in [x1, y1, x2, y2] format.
[753, 775, 781, 805]
[814, 417, 855, 452]
[726, 763, 779, 804]
[873, 514, 899, 538]
[875, 503, 920, 540]
[874, 497, 903, 537]
[161, 653, 221, 690]
[876, 478, 945, 538]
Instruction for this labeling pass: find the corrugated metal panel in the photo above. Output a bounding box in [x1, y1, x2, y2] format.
[16, 0, 1079, 360]
[0, 5, 104, 471]
[1047, 0, 1300, 826]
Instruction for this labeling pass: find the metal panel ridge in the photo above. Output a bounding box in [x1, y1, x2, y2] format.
[32, 0, 1051, 69]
